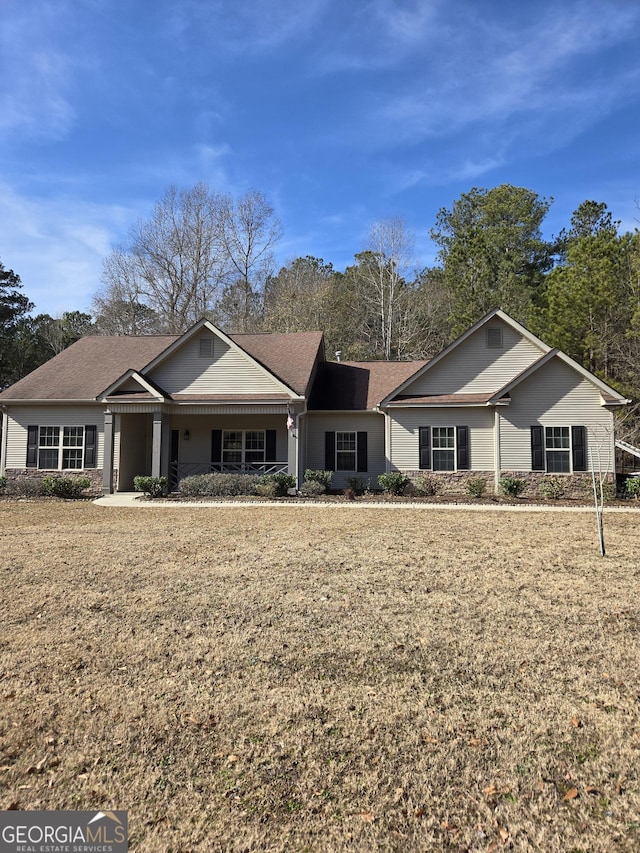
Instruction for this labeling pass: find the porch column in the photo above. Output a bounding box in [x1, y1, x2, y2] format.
[287, 412, 299, 486]
[494, 407, 501, 495]
[102, 411, 114, 494]
[151, 411, 163, 478]
[151, 410, 171, 480]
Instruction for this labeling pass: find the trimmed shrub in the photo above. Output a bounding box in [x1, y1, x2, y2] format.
[299, 479, 326, 497]
[133, 475, 168, 498]
[178, 473, 258, 497]
[39, 476, 92, 499]
[346, 476, 368, 495]
[414, 475, 443, 497]
[303, 469, 334, 489]
[378, 472, 410, 495]
[466, 477, 487, 498]
[258, 472, 296, 497]
[539, 476, 566, 500]
[499, 476, 527, 498]
[625, 476, 640, 500]
[0, 476, 6, 495]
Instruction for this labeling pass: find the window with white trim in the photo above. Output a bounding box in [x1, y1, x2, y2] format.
[530, 425, 586, 473]
[545, 426, 570, 473]
[29, 425, 93, 470]
[222, 430, 265, 466]
[432, 426, 455, 471]
[419, 425, 470, 472]
[336, 431, 357, 471]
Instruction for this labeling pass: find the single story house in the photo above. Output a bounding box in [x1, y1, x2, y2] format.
[0, 309, 629, 495]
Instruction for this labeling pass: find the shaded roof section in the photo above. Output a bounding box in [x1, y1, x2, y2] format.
[0, 336, 178, 401]
[389, 392, 509, 406]
[308, 360, 427, 410]
[0, 329, 325, 402]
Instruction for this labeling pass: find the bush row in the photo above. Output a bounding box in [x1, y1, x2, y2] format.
[0, 475, 92, 499]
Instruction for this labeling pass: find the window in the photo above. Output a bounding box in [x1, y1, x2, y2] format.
[325, 431, 368, 472]
[432, 427, 455, 471]
[530, 425, 586, 473]
[545, 426, 570, 473]
[27, 425, 97, 470]
[419, 426, 469, 471]
[336, 431, 356, 471]
[222, 430, 265, 467]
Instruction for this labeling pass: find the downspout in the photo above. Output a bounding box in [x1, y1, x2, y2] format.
[376, 407, 391, 474]
[493, 406, 501, 495]
[0, 406, 7, 477]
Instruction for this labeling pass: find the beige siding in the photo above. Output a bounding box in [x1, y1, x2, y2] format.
[171, 414, 289, 466]
[305, 413, 385, 489]
[404, 319, 544, 395]
[149, 332, 289, 395]
[388, 408, 495, 471]
[5, 406, 105, 468]
[500, 359, 615, 472]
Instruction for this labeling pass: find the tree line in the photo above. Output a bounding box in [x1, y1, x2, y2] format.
[1, 182, 639, 439]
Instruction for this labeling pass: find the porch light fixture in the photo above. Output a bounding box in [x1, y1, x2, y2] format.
[183, 429, 190, 441]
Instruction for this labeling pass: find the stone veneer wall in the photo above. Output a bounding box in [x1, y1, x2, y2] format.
[404, 470, 614, 499]
[3, 469, 114, 497]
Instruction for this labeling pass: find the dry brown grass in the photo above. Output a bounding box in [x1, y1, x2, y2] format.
[0, 501, 639, 852]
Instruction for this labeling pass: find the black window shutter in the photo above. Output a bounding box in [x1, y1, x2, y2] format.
[456, 426, 469, 470]
[531, 426, 544, 471]
[265, 429, 277, 461]
[84, 425, 97, 468]
[26, 425, 39, 468]
[571, 426, 587, 472]
[211, 429, 222, 465]
[357, 431, 368, 472]
[325, 432, 335, 471]
[418, 427, 431, 470]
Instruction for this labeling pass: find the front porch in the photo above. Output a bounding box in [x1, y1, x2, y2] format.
[103, 404, 302, 493]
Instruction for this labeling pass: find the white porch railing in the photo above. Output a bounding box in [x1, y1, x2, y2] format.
[169, 461, 289, 487]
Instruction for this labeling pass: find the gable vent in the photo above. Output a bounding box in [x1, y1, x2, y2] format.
[199, 337, 214, 357]
[486, 326, 503, 349]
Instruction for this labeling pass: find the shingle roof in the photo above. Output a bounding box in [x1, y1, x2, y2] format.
[0, 329, 325, 402]
[308, 360, 427, 410]
[0, 336, 178, 401]
[231, 331, 324, 396]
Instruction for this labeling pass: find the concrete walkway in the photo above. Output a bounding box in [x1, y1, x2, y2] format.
[93, 492, 640, 513]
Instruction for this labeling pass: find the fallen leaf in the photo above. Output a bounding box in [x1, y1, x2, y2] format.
[563, 788, 579, 800]
[422, 735, 438, 744]
[483, 784, 498, 795]
[226, 754, 239, 764]
[357, 810, 375, 823]
[499, 827, 509, 843]
[570, 716, 582, 728]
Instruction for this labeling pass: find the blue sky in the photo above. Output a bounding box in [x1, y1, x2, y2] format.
[1, 0, 639, 317]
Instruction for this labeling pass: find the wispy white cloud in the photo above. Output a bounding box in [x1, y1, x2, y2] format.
[0, 181, 133, 315]
[161, 0, 331, 56]
[376, 2, 640, 143]
[0, 1, 85, 141]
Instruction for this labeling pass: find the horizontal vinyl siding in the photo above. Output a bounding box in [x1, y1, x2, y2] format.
[148, 333, 287, 395]
[305, 413, 385, 489]
[500, 360, 615, 472]
[5, 406, 105, 468]
[405, 320, 543, 395]
[389, 408, 495, 471]
[172, 414, 288, 467]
